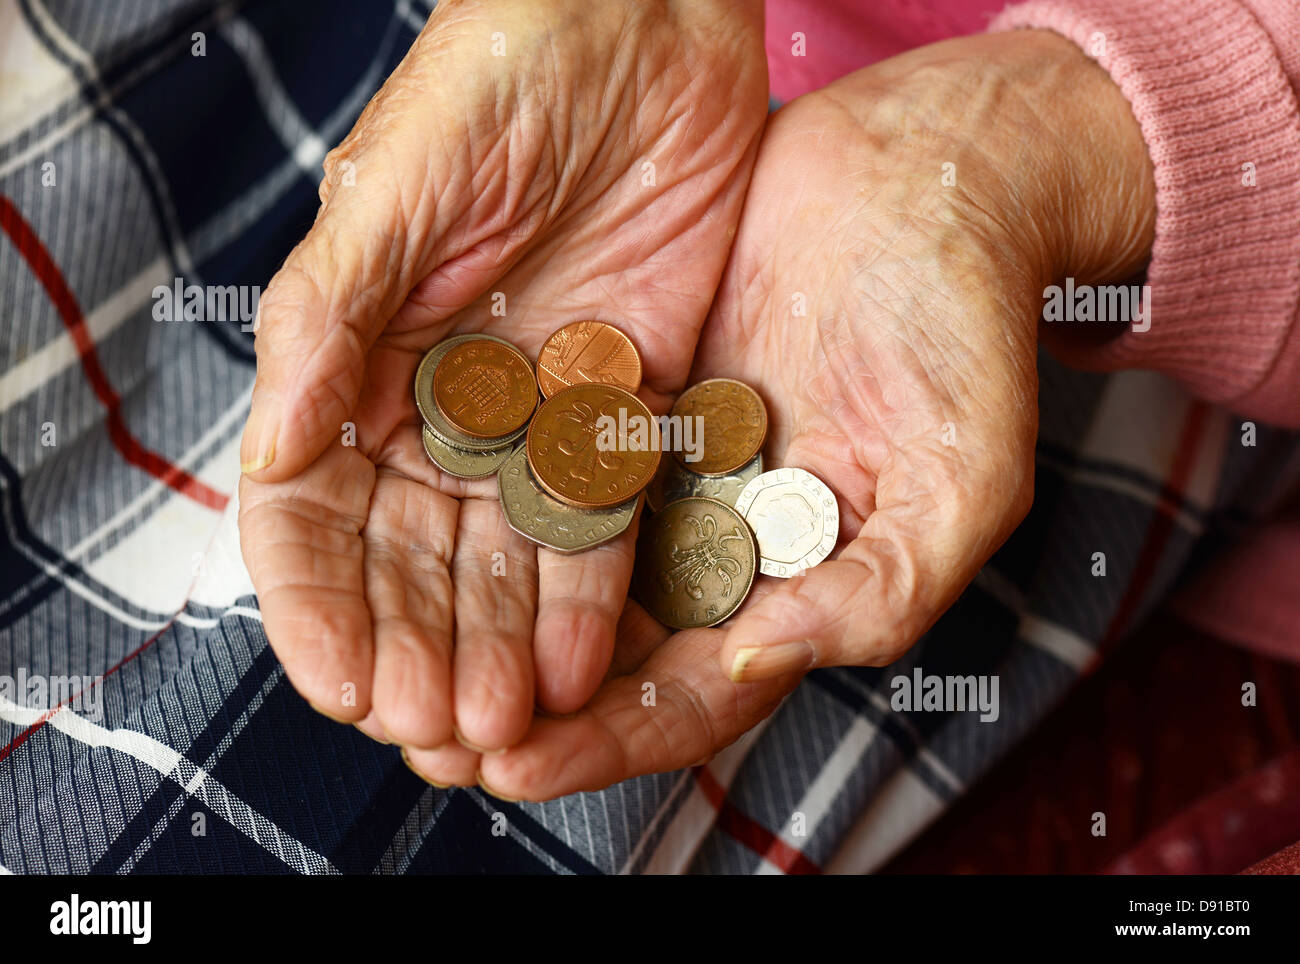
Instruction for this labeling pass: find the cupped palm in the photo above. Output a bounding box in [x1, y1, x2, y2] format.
[237, 0, 769, 759]
[476, 58, 1048, 799]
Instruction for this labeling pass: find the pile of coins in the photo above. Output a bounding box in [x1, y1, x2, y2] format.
[414, 321, 651, 554]
[413, 333, 536, 480]
[634, 380, 838, 630]
[411, 321, 839, 633]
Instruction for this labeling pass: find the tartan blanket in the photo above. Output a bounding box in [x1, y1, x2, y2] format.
[1, 0, 1297, 875]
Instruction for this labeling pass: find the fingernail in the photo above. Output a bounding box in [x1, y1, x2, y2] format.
[454, 726, 507, 755]
[400, 748, 449, 789]
[729, 641, 816, 682]
[353, 722, 390, 745]
[240, 396, 278, 475]
[476, 770, 519, 803]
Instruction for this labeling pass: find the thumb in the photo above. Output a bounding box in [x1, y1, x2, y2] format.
[240, 132, 485, 483]
[238, 205, 397, 479]
[718, 506, 990, 682]
[239, 7, 537, 481]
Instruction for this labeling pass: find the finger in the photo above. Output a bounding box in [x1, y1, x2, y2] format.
[602, 579, 778, 680]
[402, 742, 481, 789]
[451, 501, 540, 751]
[362, 466, 459, 749]
[238, 443, 375, 722]
[720, 558, 893, 682]
[480, 628, 794, 801]
[718, 480, 1020, 680]
[607, 599, 670, 678]
[533, 519, 639, 715]
[240, 5, 548, 483]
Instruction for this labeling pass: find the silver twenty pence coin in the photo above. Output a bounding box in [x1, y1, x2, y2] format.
[734, 467, 838, 577]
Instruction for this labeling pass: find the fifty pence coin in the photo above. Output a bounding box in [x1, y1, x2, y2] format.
[734, 467, 839, 578]
[526, 383, 661, 509]
[536, 321, 642, 398]
[633, 496, 756, 630]
[433, 337, 537, 439]
[497, 445, 638, 554]
[421, 425, 515, 480]
[669, 378, 767, 476]
[414, 334, 531, 451]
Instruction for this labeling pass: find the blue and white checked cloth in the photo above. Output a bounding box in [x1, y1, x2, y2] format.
[2, 0, 1298, 874]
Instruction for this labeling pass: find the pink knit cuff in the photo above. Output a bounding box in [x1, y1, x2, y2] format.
[990, 0, 1300, 426]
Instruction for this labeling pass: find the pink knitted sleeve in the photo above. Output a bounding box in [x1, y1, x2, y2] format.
[991, 0, 1300, 426]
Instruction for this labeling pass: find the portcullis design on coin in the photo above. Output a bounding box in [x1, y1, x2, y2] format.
[633, 497, 756, 629]
[536, 321, 642, 398]
[526, 383, 660, 509]
[735, 467, 838, 577]
[669, 378, 767, 476]
[414, 334, 531, 451]
[433, 337, 537, 439]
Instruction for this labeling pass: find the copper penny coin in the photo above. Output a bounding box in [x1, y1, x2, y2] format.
[415, 334, 529, 451]
[633, 496, 756, 629]
[526, 383, 661, 508]
[536, 321, 642, 398]
[433, 338, 538, 439]
[669, 378, 768, 476]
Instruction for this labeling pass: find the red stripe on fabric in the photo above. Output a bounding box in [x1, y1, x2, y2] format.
[0, 194, 228, 511]
[1100, 401, 1211, 652]
[693, 766, 821, 875]
[0, 618, 174, 764]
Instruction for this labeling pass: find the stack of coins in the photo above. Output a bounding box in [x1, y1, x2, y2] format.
[632, 380, 839, 630]
[646, 378, 768, 512]
[412, 323, 840, 630]
[414, 333, 538, 479]
[413, 321, 659, 553]
[513, 322, 655, 552]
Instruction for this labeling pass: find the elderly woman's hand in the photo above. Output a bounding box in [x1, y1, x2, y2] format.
[236, 0, 768, 757]
[470, 30, 1157, 799]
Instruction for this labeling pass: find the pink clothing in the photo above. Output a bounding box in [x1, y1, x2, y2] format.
[991, 0, 1300, 426]
[765, 0, 1300, 654]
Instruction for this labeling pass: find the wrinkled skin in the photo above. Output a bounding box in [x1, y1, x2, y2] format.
[459, 32, 1156, 799]
[237, 0, 769, 753]
[239, 4, 1158, 799]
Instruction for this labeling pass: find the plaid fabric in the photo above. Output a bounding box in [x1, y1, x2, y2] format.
[1, 0, 1297, 875]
